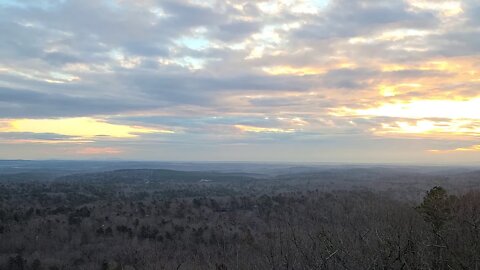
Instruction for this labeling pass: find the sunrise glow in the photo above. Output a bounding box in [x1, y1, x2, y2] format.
[355, 99, 480, 120]
[0, 118, 172, 139]
[1, 0, 479, 162]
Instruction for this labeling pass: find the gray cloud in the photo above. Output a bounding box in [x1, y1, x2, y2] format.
[0, 86, 154, 118]
[0, 132, 75, 141]
[293, 0, 437, 41]
[214, 20, 261, 42]
[0, 0, 479, 161]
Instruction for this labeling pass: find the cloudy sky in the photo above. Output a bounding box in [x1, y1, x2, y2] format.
[0, 0, 479, 163]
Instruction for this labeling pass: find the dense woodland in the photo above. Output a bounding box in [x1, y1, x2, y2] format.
[1, 166, 480, 269]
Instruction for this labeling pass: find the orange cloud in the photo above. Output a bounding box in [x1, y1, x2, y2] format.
[6, 139, 93, 144]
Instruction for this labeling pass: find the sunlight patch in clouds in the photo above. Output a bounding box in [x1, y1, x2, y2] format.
[355, 98, 480, 119]
[0, 117, 173, 139]
[109, 49, 142, 69]
[262, 65, 325, 75]
[373, 120, 480, 137]
[378, 85, 397, 97]
[257, 0, 329, 14]
[407, 0, 463, 17]
[235, 125, 295, 133]
[335, 98, 480, 138]
[378, 84, 422, 97]
[381, 60, 456, 72]
[349, 29, 430, 44]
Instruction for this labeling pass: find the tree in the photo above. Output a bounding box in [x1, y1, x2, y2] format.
[416, 186, 456, 232]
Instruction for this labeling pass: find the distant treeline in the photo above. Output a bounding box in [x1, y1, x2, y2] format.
[0, 169, 479, 269]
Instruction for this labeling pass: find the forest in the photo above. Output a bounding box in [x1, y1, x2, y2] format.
[0, 162, 479, 270]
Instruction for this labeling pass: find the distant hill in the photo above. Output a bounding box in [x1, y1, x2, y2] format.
[55, 169, 263, 184]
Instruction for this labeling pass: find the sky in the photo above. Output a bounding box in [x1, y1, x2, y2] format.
[0, 0, 479, 164]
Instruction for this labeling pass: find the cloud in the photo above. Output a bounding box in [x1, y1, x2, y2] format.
[235, 124, 296, 133]
[214, 20, 261, 42]
[0, 86, 156, 118]
[0, 0, 479, 162]
[293, 0, 437, 41]
[372, 120, 480, 138]
[352, 98, 480, 119]
[0, 131, 92, 144]
[430, 144, 480, 153]
[0, 117, 173, 139]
